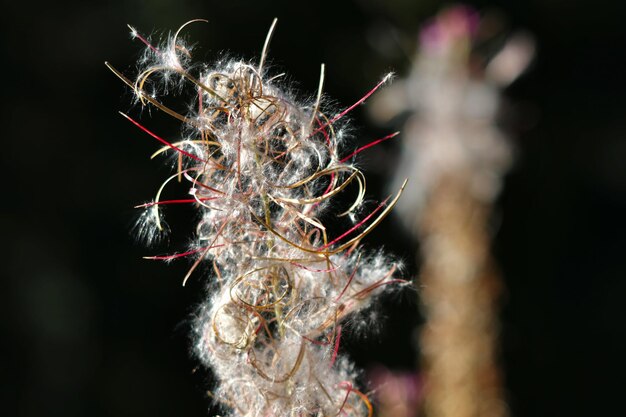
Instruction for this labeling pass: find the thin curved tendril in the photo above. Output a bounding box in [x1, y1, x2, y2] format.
[258, 18, 278, 75]
[105, 62, 195, 125]
[309, 64, 325, 128]
[325, 178, 408, 253]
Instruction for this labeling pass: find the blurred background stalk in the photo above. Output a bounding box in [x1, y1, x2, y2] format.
[371, 6, 534, 417]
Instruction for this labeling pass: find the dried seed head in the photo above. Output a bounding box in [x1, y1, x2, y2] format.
[110, 19, 406, 417]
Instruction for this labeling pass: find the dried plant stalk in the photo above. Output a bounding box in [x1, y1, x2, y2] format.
[370, 5, 534, 417]
[418, 175, 507, 417]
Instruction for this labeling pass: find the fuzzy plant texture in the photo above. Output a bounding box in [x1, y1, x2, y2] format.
[108, 20, 407, 417]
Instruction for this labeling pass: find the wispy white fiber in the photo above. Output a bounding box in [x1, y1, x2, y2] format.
[111, 20, 406, 417]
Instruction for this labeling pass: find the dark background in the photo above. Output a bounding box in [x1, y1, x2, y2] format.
[2, 1, 625, 416]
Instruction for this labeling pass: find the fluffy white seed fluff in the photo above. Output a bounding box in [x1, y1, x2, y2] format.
[114, 21, 405, 417]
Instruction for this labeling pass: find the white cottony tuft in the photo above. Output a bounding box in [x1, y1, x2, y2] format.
[111, 19, 405, 417]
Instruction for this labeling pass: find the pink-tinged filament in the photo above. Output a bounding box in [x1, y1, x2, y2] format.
[144, 244, 224, 261]
[120, 112, 205, 162]
[335, 256, 361, 302]
[290, 262, 340, 273]
[136, 197, 218, 208]
[310, 76, 390, 138]
[320, 197, 390, 250]
[329, 325, 342, 368]
[340, 132, 399, 163]
[129, 26, 160, 54]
